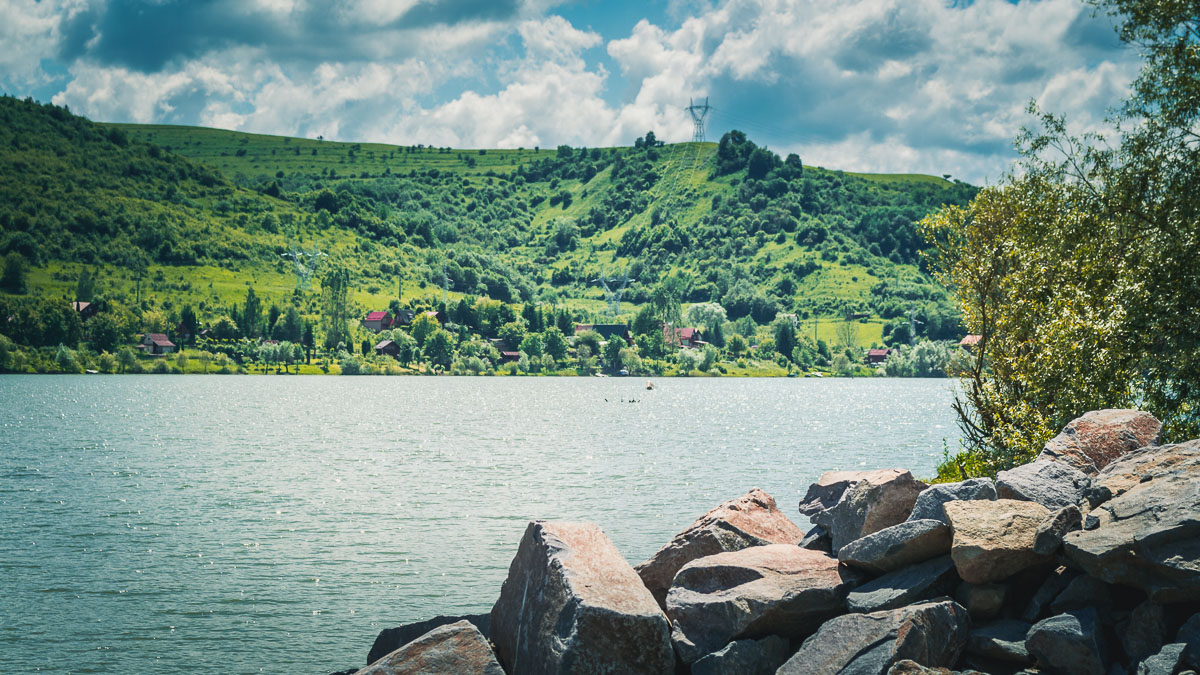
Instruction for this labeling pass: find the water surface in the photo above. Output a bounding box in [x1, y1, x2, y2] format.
[0, 375, 960, 673]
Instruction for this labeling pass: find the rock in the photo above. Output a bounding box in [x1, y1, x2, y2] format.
[955, 583, 1007, 622]
[812, 469, 927, 553]
[1120, 601, 1166, 664]
[1091, 439, 1200, 499]
[354, 620, 503, 675]
[1137, 643, 1186, 675]
[1026, 609, 1107, 675]
[1038, 409, 1163, 475]
[1048, 576, 1114, 619]
[944, 499, 1052, 584]
[777, 599, 971, 674]
[997, 460, 1092, 510]
[690, 635, 790, 675]
[1177, 613, 1200, 669]
[489, 521, 673, 675]
[967, 620, 1033, 664]
[367, 614, 490, 666]
[888, 661, 986, 675]
[1034, 505, 1083, 555]
[799, 525, 833, 553]
[666, 544, 862, 664]
[1062, 442, 1200, 603]
[838, 519, 953, 573]
[1022, 565, 1079, 623]
[909, 478, 998, 525]
[847, 555, 960, 613]
[799, 469, 908, 517]
[635, 488, 803, 608]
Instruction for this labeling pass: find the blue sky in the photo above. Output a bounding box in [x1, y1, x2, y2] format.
[0, 0, 1136, 182]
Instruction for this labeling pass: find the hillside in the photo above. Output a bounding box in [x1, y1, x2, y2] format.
[0, 96, 976, 358]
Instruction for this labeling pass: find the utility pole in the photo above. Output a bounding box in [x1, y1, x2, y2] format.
[686, 97, 713, 143]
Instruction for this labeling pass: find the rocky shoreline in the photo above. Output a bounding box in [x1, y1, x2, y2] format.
[335, 409, 1199, 674]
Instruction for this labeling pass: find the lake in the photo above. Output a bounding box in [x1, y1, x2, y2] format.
[0, 375, 961, 673]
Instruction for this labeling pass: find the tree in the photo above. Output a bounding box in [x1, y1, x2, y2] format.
[726, 333, 748, 357]
[519, 333, 543, 358]
[542, 327, 568, 363]
[410, 312, 440, 346]
[211, 315, 240, 340]
[632, 304, 659, 337]
[835, 318, 858, 350]
[179, 305, 198, 341]
[686, 303, 726, 331]
[174, 350, 189, 372]
[117, 346, 138, 373]
[575, 330, 602, 358]
[275, 306, 303, 343]
[424, 329, 455, 370]
[75, 267, 96, 302]
[86, 312, 126, 353]
[602, 338, 623, 372]
[55, 344, 79, 373]
[498, 320, 527, 350]
[320, 266, 351, 349]
[241, 287, 263, 339]
[197, 350, 213, 374]
[2, 252, 27, 293]
[920, 1, 1200, 475]
[773, 318, 798, 361]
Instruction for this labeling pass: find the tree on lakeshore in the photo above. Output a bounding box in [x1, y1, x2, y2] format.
[320, 266, 350, 349]
[117, 345, 138, 373]
[424, 328, 454, 370]
[241, 287, 262, 339]
[542, 327, 568, 363]
[922, 0, 1200, 475]
[410, 312, 439, 346]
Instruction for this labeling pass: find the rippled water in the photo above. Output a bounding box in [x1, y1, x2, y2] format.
[0, 375, 960, 673]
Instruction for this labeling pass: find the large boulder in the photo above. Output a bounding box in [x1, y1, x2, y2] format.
[777, 599, 971, 674]
[798, 469, 909, 517]
[1034, 505, 1083, 555]
[955, 583, 1007, 623]
[908, 478, 997, 525]
[690, 635, 790, 675]
[1038, 409, 1163, 475]
[1025, 608, 1107, 675]
[1178, 612, 1200, 670]
[812, 469, 927, 553]
[944, 499, 1051, 584]
[489, 521, 673, 675]
[666, 544, 862, 664]
[996, 460, 1091, 510]
[367, 614, 490, 666]
[1120, 601, 1167, 665]
[354, 620, 503, 675]
[635, 488, 802, 608]
[1137, 643, 1187, 675]
[837, 519, 952, 574]
[846, 555, 959, 613]
[966, 620, 1033, 665]
[1062, 442, 1200, 603]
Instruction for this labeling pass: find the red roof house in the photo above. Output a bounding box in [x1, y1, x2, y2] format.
[866, 348, 893, 365]
[959, 335, 983, 348]
[362, 311, 393, 333]
[141, 333, 177, 355]
[664, 325, 705, 348]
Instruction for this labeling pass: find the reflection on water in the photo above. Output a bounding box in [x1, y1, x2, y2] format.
[0, 375, 960, 673]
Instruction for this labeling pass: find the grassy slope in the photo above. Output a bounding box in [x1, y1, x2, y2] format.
[1, 101, 967, 352]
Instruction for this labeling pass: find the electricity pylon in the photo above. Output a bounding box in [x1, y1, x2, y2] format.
[686, 97, 712, 143]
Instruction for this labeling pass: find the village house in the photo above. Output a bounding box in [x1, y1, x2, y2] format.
[374, 339, 401, 357]
[141, 333, 177, 355]
[866, 348, 894, 365]
[664, 325, 705, 349]
[959, 334, 983, 349]
[72, 301, 97, 321]
[574, 323, 633, 345]
[362, 311, 393, 333]
[391, 309, 416, 327]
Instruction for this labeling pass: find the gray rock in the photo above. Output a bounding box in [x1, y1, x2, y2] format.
[354, 620, 503, 675]
[690, 635, 790, 675]
[489, 521, 673, 675]
[1177, 613, 1200, 669]
[909, 478, 998, 525]
[799, 469, 906, 517]
[1022, 566, 1079, 623]
[967, 620, 1034, 664]
[666, 544, 861, 664]
[887, 661, 987, 674]
[1026, 609, 1107, 675]
[838, 519, 953, 573]
[799, 525, 833, 553]
[777, 599, 971, 675]
[997, 460, 1092, 510]
[635, 488, 803, 609]
[1119, 601, 1166, 665]
[847, 555, 960, 613]
[1038, 409, 1163, 475]
[1137, 643, 1186, 675]
[1048, 576, 1114, 620]
[1035, 505, 1083, 555]
[944, 499, 1051, 584]
[812, 469, 927, 553]
[955, 583, 1007, 622]
[1062, 441, 1200, 603]
[367, 614, 490, 666]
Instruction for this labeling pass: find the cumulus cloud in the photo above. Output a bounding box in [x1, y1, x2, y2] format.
[3, 0, 1141, 182]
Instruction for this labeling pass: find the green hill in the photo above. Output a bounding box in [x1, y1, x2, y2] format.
[0, 96, 976, 362]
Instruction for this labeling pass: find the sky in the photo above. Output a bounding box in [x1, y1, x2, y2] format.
[0, 0, 1138, 183]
